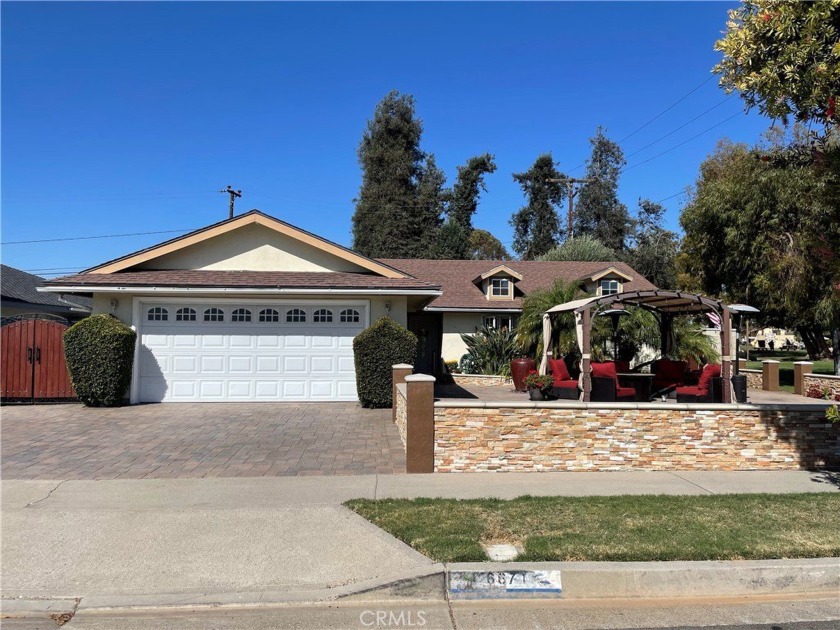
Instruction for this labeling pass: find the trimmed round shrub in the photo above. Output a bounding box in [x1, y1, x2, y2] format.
[353, 317, 417, 408]
[64, 314, 137, 407]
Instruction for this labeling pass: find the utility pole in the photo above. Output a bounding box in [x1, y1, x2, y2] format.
[548, 177, 593, 239]
[220, 185, 242, 219]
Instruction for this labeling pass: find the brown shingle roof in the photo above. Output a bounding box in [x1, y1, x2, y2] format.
[379, 259, 656, 310]
[46, 270, 439, 292]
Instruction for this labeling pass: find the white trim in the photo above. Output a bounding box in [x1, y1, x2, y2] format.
[424, 307, 522, 313]
[130, 298, 142, 404]
[39, 286, 440, 296]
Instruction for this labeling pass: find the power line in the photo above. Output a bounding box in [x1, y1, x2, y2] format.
[2, 228, 196, 246]
[622, 111, 745, 173]
[624, 98, 733, 159]
[617, 75, 716, 145]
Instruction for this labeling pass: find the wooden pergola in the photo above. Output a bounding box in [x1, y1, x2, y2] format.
[541, 290, 734, 403]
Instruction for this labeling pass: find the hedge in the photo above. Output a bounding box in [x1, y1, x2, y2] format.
[353, 317, 417, 408]
[64, 314, 136, 407]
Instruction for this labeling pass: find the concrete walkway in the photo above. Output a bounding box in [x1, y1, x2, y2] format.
[2, 471, 837, 609]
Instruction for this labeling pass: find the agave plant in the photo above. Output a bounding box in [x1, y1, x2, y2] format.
[459, 326, 518, 376]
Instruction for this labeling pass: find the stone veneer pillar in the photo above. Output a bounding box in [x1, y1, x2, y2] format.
[762, 360, 780, 391]
[391, 363, 413, 423]
[404, 374, 436, 474]
[794, 361, 813, 395]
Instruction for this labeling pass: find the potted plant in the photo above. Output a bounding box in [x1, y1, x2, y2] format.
[523, 372, 553, 401]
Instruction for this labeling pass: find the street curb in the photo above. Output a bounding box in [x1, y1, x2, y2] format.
[3, 558, 837, 613]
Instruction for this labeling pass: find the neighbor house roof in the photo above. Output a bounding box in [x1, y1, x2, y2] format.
[379, 259, 656, 310]
[45, 270, 440, 293]
[1, 264, 92, 310]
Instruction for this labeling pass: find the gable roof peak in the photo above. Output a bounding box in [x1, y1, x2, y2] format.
[82, 210, 408, 279]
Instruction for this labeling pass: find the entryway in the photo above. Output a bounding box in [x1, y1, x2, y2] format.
[0, 315, 76, 403]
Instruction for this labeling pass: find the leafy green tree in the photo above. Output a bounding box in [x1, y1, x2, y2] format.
[352, 91, 442, 257]
[678, 130, 840, 367]
[714, 0, 840, 127]
[431, 218, 469, 259]
[626, 199, 679, 289]
[510, 154, 565, 260]
[468, 229, 510, 260]
[446, 154, 497, 233]
[538, 234, 615, 262]
[574, 128, 631, 252]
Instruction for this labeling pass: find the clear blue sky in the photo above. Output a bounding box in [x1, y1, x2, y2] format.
[2, 1, 770, 276]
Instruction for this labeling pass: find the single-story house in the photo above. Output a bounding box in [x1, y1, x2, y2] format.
[380, 258, 656, 371]
[1, 264, 91, 322]
[42, 210, 653, 404]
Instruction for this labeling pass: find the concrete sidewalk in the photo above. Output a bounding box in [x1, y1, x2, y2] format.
[2, 471, 838, 611]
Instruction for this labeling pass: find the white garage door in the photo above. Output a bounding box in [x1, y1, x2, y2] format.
[137, 302, 367, 402]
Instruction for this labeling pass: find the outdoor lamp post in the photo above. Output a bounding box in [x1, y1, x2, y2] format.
[728, 304, 760, 403]
[600, 308, 629, 362]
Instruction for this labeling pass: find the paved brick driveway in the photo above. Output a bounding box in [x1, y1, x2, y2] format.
[1, 403, 405, 479]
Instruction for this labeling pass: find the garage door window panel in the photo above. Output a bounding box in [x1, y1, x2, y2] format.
[231, 308, 252, 323]
[340, 308, 360, 323]
[259, 308, 280, 323]
[176, 307, 197, 322]
[314, 309, 333, 323]
[148, 307, 168, 321]
[286, 308, 306, 323]
[204, 308, 224, 322]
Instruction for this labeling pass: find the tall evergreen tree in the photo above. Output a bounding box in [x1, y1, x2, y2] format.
[351, 91, 442, 258]
[510, 155, 565, 260]
[626, 198, 678, 289]
[574, 128, 632, 252]
[431, 153, 497, 259]
[446, 154, 497, 233]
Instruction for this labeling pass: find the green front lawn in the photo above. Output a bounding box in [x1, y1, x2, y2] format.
[744, 351, 835, 393]
[346, 494, 840, 563]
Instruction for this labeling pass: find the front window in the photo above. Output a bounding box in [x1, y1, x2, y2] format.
[600, 279, 620, 295]
[491, 277, 511, 297]
[483, 315, 517, 331]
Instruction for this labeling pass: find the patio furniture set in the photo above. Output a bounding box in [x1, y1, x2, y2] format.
[545, 357, 723, 403]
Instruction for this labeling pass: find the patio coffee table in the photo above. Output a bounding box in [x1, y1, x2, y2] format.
[618, 373, 654, 402]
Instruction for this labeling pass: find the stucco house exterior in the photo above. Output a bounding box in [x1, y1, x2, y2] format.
[42, 210, 653, 404]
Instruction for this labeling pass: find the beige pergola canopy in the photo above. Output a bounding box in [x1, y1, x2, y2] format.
[541, 290, 735, 403]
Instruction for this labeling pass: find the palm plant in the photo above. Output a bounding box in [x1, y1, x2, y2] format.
[459, 326, 518, 376]
[516, 279, 584, 360]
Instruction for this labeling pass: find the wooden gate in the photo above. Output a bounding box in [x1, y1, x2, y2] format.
[1, 316, 76, 403]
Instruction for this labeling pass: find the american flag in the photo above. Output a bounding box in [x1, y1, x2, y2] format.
[706, 312, 721, 329]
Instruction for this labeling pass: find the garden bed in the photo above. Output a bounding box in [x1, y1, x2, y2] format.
[346, 493, 840, 563]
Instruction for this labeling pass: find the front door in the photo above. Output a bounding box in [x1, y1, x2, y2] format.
[407, 313, 442, 375]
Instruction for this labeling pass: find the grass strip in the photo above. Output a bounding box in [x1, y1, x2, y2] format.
[345, 493, 840, 563]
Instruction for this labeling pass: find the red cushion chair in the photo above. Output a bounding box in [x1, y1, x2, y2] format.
[676, 364, 722, 403]
[548, 358, 578, 400]
[590, 361, 636, 402]
[615, 360, 631, 374]
[651, 359, 689, 394]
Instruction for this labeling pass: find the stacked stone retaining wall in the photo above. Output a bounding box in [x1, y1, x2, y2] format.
[433, 402, 838, 473]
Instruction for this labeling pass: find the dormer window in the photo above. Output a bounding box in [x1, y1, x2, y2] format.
[600, 279, 620, 295]
[491, 277, 511, 297]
